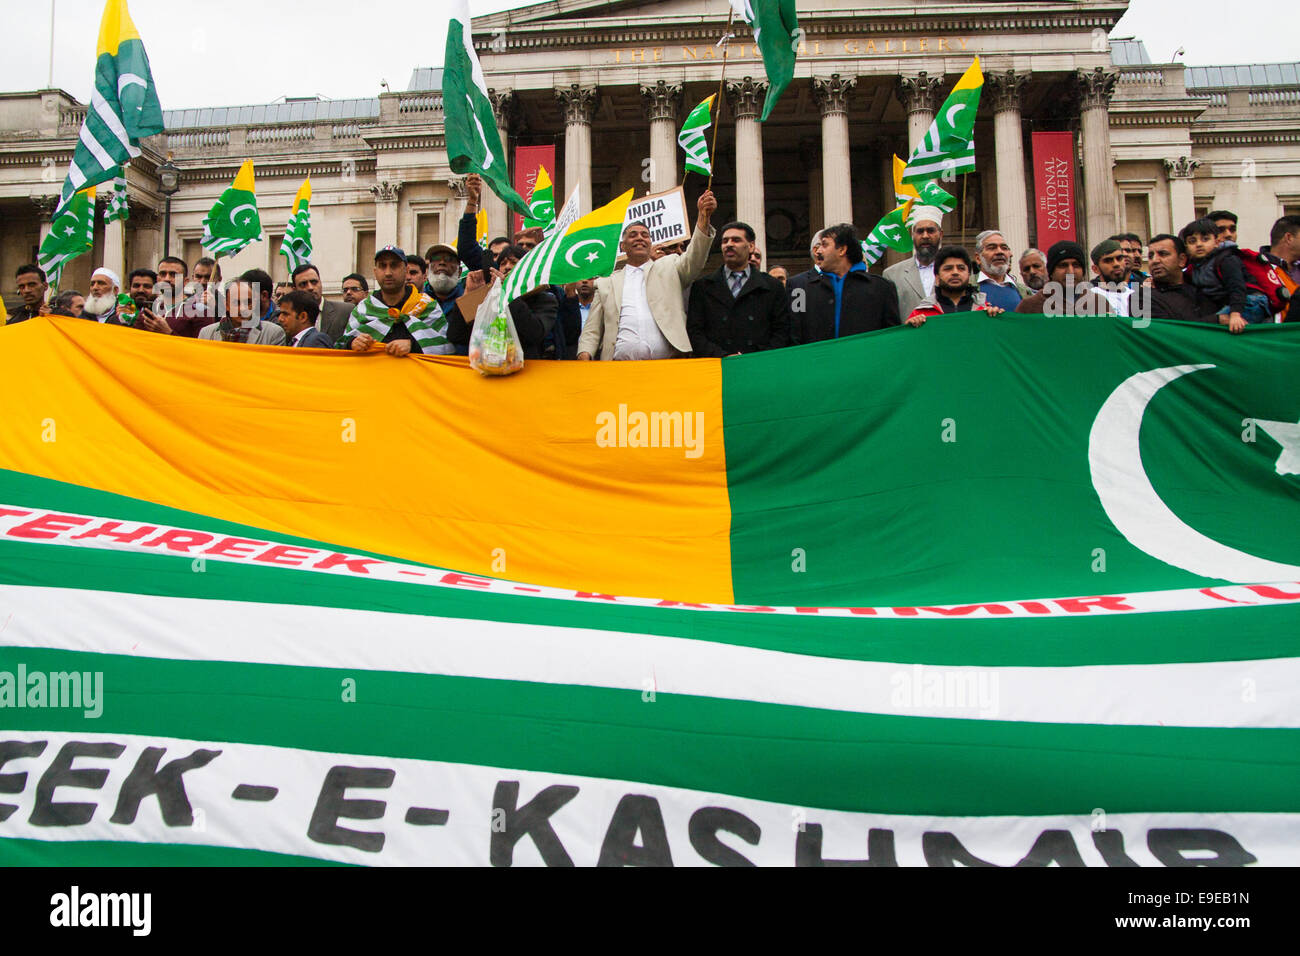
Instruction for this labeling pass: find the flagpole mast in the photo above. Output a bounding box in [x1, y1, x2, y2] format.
[47, 0, 56, 89]
[706, 7, 736, 193]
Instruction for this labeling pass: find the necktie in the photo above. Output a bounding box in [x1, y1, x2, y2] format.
[730, 271, 744, 298]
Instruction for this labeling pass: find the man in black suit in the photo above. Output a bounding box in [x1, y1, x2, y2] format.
[687, 220, 791, 357]
[277, 290, 336, 348]
[792, 222, 900, 343]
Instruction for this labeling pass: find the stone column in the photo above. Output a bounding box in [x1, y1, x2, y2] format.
[101, 201, 126, 280]
[556, 84, 598, 215]
[803, 136, 823, 237]
[485, 89, 514, 241]
[369, 180, 403, 246]
[988, 70, 1031, 259]
[640, 80, 682, 194]
[814, 74, 857, 227]
[1164, 156, 1201, 233]
[445, 178, 468, 246]
[726, 77, 769, 264]
[132, 207, 163, 271]
[1076, 68, 1119, 245]
[896, 72, 943, 153]
[31, 195, 57, 247]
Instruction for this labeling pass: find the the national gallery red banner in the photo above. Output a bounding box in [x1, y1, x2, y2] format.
[1031, 132, 1077, 249]
[513, 145, 555, 236]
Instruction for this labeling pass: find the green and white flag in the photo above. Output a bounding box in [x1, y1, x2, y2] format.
[280, 177, 313, 274]
[861, 200, 914, 266]
[902, 57, 983, 184]
[56, 0, 163, 215]
[523, 165, 556, 233]
[443, 0, 530, 219]
[502, 186, 634, 310]
[730, 0, 799, 121]
[678, 94, 716, 176]
[917, 179, 957, 214]
[37, 186, 96, 287]
[202, 160, 262, 258]
[104, 172, 130, 224]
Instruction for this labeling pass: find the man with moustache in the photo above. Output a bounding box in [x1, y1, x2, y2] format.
[687, 220, 790, 356]
[1145, 234, 1220, 323]
[883, 207, 944, 319]
[973, 229, 1022, 311]
[1018, 248, 1047, 293]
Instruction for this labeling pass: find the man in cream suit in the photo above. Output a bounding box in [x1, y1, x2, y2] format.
[882, 206, 944, 321]
[577, 189, 718, 360]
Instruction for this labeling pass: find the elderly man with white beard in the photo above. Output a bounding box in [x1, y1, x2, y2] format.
[973, 229, 1023, 312]
[82, 268, 127, 323]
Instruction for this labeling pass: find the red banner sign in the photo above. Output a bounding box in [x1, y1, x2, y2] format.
[1031, 132, 1076, 250]
[513, 145, 556, 237]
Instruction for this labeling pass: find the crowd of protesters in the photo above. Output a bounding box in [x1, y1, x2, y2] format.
[5, 174, 1297, 359]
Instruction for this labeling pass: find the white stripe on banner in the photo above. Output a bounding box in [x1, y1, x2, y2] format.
[77, 122, 116, 172]
[0, 584, 1295, 728]
[90, 89, 133, 152]
[0, 731, 1293, 866]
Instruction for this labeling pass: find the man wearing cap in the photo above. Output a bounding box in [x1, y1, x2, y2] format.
[1089, 238, 1133, 317]
[1015, 241, 1112, 316]
[82, 268, 123, 322]
[342, 245, 455, 356]
[883, 206, 944, 320]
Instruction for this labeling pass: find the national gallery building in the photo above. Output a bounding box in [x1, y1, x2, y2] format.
[2, 0, 1299, 299]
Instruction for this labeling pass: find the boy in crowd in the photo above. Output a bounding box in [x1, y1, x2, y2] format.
[1179, 218, 1271, 332]
[904, 246, 1005, 326]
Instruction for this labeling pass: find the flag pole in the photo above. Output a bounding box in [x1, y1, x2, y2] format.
[706, 7, 736, 193]
[47, 0, 56, 89]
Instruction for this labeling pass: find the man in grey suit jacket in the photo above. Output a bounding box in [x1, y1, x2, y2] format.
[882, 206, 944, 320]
[577, 189, 718, 360]
[291, 263, 352, 346]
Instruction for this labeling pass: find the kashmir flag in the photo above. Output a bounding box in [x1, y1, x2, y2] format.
[502, 186, 634, 308]
[104, 172, 130, 224]
[893, 155, 920, 206]
[280, 177, 313, 273]
[37, 186, 96, 286]
[443, 0, 530, 219]
[0, 314, 1298, 866]
[476, 207, 489, 248]
[902, 57, 983, 185]
[56, 0, 163, 215]
[861, 200, 914, 266]
[202, 160, 262, 258]
[678, 94, 716, 176]
[730, 0, 799, 121]
[523, 165, 556, 232]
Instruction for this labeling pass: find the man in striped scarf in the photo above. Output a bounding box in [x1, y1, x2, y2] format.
[342, 245, 455, 356]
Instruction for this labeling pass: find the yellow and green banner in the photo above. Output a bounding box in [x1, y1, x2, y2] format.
[0, 314, 1297, 865]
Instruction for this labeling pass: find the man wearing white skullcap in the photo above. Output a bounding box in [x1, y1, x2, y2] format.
[84, 268, 121, 323]
[882, 205, 944, 320]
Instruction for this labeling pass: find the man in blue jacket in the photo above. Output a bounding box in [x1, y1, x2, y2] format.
[791, 223, 900, 343]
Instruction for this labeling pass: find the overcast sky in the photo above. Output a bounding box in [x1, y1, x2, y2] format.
[1, 0, 1293, 110]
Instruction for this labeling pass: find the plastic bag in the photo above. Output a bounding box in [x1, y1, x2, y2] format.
[469, 279, 524, 377]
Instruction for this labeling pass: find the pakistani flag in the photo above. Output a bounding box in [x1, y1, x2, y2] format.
[917, 179, 957, 214]
[502, 186, 634, 308]
[902, 57, 983, 185]
[37, 186, 96, 286]
[104, 172, 130, 225]
[1, 313, 1298, 866]
[443, 0, 530, 219]
[861, 200, 914, 266]
[730, 0, 799, 121]
[56, 0, 163, 215]
[280, 177, 313, 273]
[678, 94, 716, 177]
[523, 165, 556, 232]
[202, 160, 262, 258]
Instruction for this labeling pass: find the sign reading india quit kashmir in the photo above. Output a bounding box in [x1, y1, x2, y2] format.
[619, 187, 689, 256]
[1032, 132, 1076, 249]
